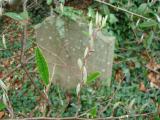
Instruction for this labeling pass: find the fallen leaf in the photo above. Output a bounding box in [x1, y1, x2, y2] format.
[146, 60, 160, 72]
[147, 60, 160, 89]
[148, 72, 160, 89]
[148, 72, 157, 83]
[127, 61, 135, 69]
[115, 69, 124, 83]
[0, 112, 5, 119]
[139, 82, 147, 92]
[0, 72, 3, 79]
[2, 60, 10, 68]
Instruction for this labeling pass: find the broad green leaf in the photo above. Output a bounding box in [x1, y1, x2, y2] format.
[4, 11, 29, 21]
[20, 11, 29, 20]
[87, 72, 101, 84]
[47, 0, 52, 5]
[139, 20, 157, 28]
[87, 106, 97, 118]
[154, 115, 160, 120]
[35, 47, 49, 86]
[4, 12, 24, 21]
[0, 103, 6, 111]
[87, 7, 95, 18]
[137, 3, 148, 15]
[109, 14, 118, 24]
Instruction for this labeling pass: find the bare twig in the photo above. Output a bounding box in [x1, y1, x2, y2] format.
[21, 0, 28, 63]
[1, 55, 34, 81]
[46, 64, 56, 93]
[94, 0, 152, 21]
[1, 64, 21, 81]
[22, 65, 51, 105]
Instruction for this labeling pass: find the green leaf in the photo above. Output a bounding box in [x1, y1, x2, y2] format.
[87, 106, 97, 118]
[47, 0, 52, 5]
[137, 3, 148, 15]
[109, 14, 118, 24]
[19, 11, 29, 20]
[5, 12, 24, 21]
[87, 72, 101, 84]
[0, 103, 6, 111]
[144, 31, 154, 49]
[35, 47, 49, 86]
[139, 20, 157, 28]
[4, 11, 29, 21]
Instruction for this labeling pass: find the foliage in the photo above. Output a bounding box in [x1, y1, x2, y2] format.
[87, 72, 101, 84]
[0, 103, 6, 111]
[4, 11, 28, 21]
[35, 47, 49, 86]
[0, 0, 160, 119]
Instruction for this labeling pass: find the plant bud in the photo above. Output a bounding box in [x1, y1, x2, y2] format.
[0, 7, 4, 16]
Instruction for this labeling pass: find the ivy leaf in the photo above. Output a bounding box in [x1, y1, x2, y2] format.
[109, 14, 118, 24]
[0, 103, 6, 111]
[35, 47, 49, 86]
[87, 72, 101, 84]
[137, 3, 148, 15]
[47, 0, 52, 5]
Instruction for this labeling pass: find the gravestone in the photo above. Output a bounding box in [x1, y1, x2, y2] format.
[35, 15, 115, 89]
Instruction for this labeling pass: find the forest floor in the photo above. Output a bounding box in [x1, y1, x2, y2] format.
[0, 0, 160, 119]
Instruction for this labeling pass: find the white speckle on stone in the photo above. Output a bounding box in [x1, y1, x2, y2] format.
[72, 48, 75, 51]
[77, 47, 80, 50]
[68, 76, 71, 79]
[49, 36, 52, 40]
[66, 54, 69, 58]
[40, 38, 44, 41]
[107, 62, 110, 65]
[101, 45, 104, 48]
[102, 59, 105, 62]
[102, 69, 105, 72]
[65, 39, 69, 42]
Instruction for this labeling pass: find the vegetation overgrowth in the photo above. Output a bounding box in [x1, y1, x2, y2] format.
[0, 0, 160, 119]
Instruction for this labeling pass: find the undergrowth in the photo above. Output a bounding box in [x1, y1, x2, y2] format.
[0, 0, 160, 119]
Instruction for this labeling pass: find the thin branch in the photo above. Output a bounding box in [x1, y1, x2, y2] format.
[46, 64, 56, 94]
[1, 55, 34, 81]
[0, 48, 11, 51]
[94, 0, 152, 21]
[42, 65, 56, 117]
[22, 65, 51, 105]
[21, 0, 28, 63]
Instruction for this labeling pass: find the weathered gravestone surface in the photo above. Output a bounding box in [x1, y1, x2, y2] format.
[35, 15, 115, 89]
